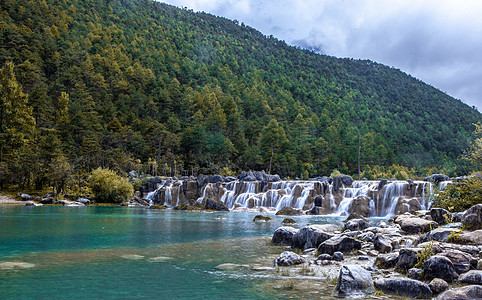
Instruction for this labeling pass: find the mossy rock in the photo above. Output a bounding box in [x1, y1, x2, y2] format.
[174, 204, 202, 211]
[253, 215, 272, 222]
[282, 218, 296, 225]
[275, 207, 303, 216]
[149, 205, 169, 210]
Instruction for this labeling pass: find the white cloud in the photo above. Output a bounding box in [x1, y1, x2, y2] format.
[160, 0, 482, 110]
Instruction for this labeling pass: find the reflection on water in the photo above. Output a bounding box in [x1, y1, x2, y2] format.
[0, 206, 392, 299]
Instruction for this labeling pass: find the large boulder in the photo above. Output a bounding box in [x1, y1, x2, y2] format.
[375, 252, 400, 269]
[420, 227, 461, 243]
[292, 225, 334, 250]
[272, 227, 298, 246]
[344, 218, 369, 231]
[19, 193, 33, 201]
[458, 270, 482, 284]
[457, 230, 482, 245]
[400, 217, 438, 234]
[374, 278, 432, 298]
[25, 201, 42, 207]
[423, 255, 459, 282]
[314, 195, 323, 207]
[396, 248, 423, 272]
[437, 285, 482, 300]
[318, 235, 361, 255]
[439, 250, 475, 275]
[333, 265, 375, 297]
[430, 208, 452, 225]
[274, 251, 305, 266]
[462, 204, 482, 230]
[373, 234, 392, 253]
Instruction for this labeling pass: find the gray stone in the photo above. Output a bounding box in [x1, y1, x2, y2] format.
[430, 208, 452, 225]
[401, 217, 438, 234]
[374, 277, 432, 298]
[316, 254, 333, 261]
[421, 227, 461, 243]
[333, 175, 354, 192]
[272, 227, 298, 246]
[374, 234, 392, 253]
[439, 250, 475, 275]
[375, 252, 400, 269]
[274, 251, 305, 266]
[396, 248, 422, 272]
[408, 268, 423, 280]
[344, 218, 369, 231]
[462, 204, 482, 230]
[424, 174, 449, 184]
[457, 230, 482, 245]
[318, 235, 361, 255]
[423, 255, 459, 282]
[437, 285, 482, 300]
[20, 193, 33, 201]
[458, 270, 482, 284]
[429, 278, 448, 294]
[333, 265, 375, 297]
[292, 225, 334, 250]
[76, 198, 91, 205]
[333, 251, 344, 261]
[25, 201, 42, 207]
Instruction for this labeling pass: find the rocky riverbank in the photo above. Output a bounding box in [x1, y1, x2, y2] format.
[269, 204, 482, 299]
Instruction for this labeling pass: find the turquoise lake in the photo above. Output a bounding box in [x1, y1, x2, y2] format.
[0, 206, 352, 299]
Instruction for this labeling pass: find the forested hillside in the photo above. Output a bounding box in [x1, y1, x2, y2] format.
[0, 0, 480, 190]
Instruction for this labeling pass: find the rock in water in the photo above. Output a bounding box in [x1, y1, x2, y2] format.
[0, 261, 35, 270]
[344, 218, 369, 231]
[275, 207, 303, 216]
[333, 265, 375, 297]
[423, 255, 459, 282]
[374, 278, 432, 298]
[292, 225, 334, 250]
[437, 285, 482, 300]
[274, 251, 305, 266]
[272, 227, 298, 246]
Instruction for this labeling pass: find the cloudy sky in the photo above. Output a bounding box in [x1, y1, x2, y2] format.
[161, 0, 482, 111]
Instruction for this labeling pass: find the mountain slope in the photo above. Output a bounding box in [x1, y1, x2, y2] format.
[0, 0, 480, 185]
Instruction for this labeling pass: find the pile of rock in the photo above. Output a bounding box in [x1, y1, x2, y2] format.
[271, 204, 482, 299]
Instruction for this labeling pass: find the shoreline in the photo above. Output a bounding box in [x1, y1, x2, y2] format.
[0, 195, 23, 205]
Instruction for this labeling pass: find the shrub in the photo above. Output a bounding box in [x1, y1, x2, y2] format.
[432, 175, 482, 212]
[88, 168, 134, 203]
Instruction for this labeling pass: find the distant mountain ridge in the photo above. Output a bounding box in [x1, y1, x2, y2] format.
[0, 0, 480, 182]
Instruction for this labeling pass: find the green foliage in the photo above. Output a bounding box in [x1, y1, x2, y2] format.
[414, 240, 434, 269]
[88, 168, 134, 203]
[466, 122, 482, 170]
[0, 0, 480, 191]
[361, 164, 415, 180]
[433, 175, 482, 212]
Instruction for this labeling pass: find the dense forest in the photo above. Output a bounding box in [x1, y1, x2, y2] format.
[0, 0, 480, 192]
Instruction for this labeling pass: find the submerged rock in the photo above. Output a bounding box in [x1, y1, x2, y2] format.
[214, 263, 249, 270]
[274, 251, 305, 266]
[148, 256, 173, 263]
[252, 215, 272, 222]
[121, 255, 144, 260]
[333, 265, 375, 297]
[0, 261, 35, 270]
[374, 277, 432, 298]
[281, 218, 296, 225]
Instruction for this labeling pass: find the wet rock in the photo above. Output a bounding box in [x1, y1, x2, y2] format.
[333, 251, 344, 261]
[252, 215, 272, 222]
[309, 206, 323, 215]
[272, 227, 298, 246]
[458, 270, 482, 284]
[0, 261, 35, 270]
[347, 196, 371, 217]
[344, 218, 369, 231]
[374, 277, 432, 298]
[318, 235, 361, 255]
[281, 218, 296, 225]
[25, 201, 42, 207]
[430, 208, 452, 225]
[439, 250, 475, 275]
[333, 265, 375, 297]
[40, 197, 54, 204]
[204, 198, 229, 211]
[274, 251, 305, 266]
[121, 255, 144, 260]
[275, 207, 303, 216]
[462, 204, 482, 230]
[314, 195, 323, 207]
[374, 234, 392, 253]
[408, 268, 423, 280]
[19, 193, 32, 201]
[148, 256, 173, 263]
[423, 255, 458, 282]
[345, 212, 368, 221]
[215, 263, 249, 270]
[400, 217, 438, 234]
[292, 225, 334, 250]
[396, 248, 423, 272]
[316, 254, 333, 261]
[375, 252, 400, 269]
[76, 198, 91, 205]
[437, 285, 482, 300]
[429, 278, 448, 294]
[424, 174, 449, 184]
[420, 227, 461, 243]
[333, 175, 354, 193]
